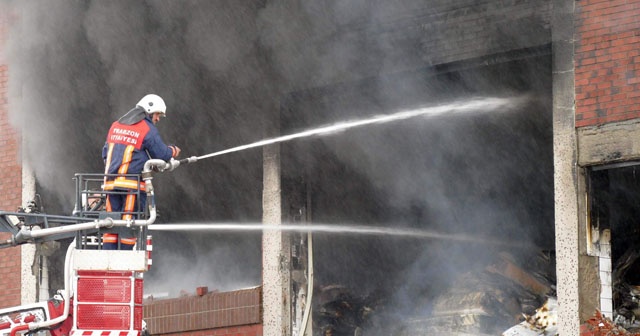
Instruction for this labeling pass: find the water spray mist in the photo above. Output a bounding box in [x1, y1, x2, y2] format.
[148, 222, 534, 248]
[177, 96, 517, 166]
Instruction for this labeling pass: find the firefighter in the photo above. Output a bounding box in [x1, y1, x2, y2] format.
[102, 94, 180, 250]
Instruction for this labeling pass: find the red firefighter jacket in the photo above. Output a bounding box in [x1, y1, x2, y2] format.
[102, 107, 175, 191]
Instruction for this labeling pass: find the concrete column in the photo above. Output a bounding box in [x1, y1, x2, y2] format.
[552, 0, 580, 333]
[20, 102, 39, 305]
[262, 142, 291, 336]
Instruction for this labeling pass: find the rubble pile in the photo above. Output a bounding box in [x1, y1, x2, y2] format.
[313, 285, 384, 336]
[311, 250, 556, 335]
[502, 297, 558, 336]
[398, 250, 556, 335]
[612, 249, 640, 331]
[581, 310, 640, 335]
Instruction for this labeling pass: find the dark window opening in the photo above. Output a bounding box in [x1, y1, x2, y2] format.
[589, 163, 640, 326]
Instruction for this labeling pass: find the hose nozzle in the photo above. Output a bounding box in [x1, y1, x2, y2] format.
[167, 158, 181, 171]
[141, 156, 196, 176]
[179, 156, 198, 165]
[143, 158, 183, 173]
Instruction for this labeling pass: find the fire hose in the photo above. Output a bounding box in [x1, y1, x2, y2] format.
[11, 98, 517, 244]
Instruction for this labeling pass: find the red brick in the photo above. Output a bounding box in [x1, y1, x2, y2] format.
[145, 287, 262, 335]
[576, 0, 640, 127]
[0, 6, 22, 309]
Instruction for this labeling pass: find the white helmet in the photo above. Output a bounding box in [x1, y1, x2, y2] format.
[137, 94, 167, 116]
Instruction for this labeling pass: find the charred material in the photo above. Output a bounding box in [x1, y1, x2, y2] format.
[397, 250, 556, 335]
[612, 249, 640, 331]
[502, 297, 558, 335]
[313, 285, 384, 336]
[310, 250, 556, 336]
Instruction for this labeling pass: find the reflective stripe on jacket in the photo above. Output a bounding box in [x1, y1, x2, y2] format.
[102, 114, 173, 190]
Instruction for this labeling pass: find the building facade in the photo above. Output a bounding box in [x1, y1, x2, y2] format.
[0, 0, 639, 335]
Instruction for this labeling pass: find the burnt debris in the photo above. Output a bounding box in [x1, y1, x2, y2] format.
[313, 285, 385, 336]
[312, 250, 556, 335]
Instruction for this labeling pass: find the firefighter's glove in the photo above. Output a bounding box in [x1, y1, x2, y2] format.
[169, 145, 181, 158]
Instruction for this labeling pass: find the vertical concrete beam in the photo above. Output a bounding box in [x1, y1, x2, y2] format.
[262, 142, 291, 336]
[21, 158, 38, 304]
[552, 0, 581, 333]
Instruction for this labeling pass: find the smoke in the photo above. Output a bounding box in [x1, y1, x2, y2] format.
[3, 0, 554, 329]
[4, 0, 279, 292]
[281, 56, 553, 325]
[145, 231, 262, 295]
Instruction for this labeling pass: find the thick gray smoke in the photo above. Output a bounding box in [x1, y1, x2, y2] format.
[4, 0, 553, 331]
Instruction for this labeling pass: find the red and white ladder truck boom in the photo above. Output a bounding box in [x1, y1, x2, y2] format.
[0, 158, 182, 336]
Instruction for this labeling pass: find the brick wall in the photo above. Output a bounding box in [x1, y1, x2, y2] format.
[144, 287, 262, 335]
[575, 0, 640, 127]
[0, 2, 22, 309]
[159, 324, 262, 336]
